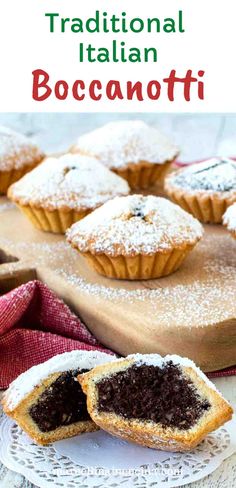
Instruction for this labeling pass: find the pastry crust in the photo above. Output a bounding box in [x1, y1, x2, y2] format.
[12, 204, 90, 234]
[8, 153, 130, 234]
[2, 350, 115, 445]
[0, 126, 44, 194]
[67, 194, 203, 280]
[165, 159, 236, 224]
[223, 203, 236, 238]
[78, 355, 233, 452]
[2, 372, 98, 445]
[112, 159, 173, 190]
[71, 120, 179, 190]
[71, 245, 194, 280]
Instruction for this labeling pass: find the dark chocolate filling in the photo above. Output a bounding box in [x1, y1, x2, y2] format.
[30, 369, 90, 432]
[131, 203, 146, 220]
[97, 362, 210, 430]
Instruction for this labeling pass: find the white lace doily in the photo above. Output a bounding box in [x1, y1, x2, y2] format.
[0, 413, 235, 488]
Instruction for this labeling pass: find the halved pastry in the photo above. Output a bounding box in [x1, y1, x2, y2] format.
[223, 202, 236, 238]
[79, 354, 233, 452]
[8, 153, 130, 233]
[2, 350, 115, 445]
[71, 120, 179, 190]
[165, 158, 236, 223]
[0, 126, 44, 194]
[66, 194, 203, 280]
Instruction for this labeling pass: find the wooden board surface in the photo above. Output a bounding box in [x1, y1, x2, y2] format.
[0, 196, 235, 372]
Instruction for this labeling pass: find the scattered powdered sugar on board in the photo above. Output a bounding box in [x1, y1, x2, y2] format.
[4, 350, 115, 410]
[9, 153, 130, 209]
[0, 229, 235, 329]
[169, 158, 236, 193]
[67, 195, 203, 255]
[223, 202, 236, 231]
[0, 201, 15, 212]
[73, 120, 179, 169]
[59, 270, 235, 327]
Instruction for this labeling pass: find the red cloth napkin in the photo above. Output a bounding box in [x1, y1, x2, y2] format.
[0, 280, 113, 389]
[0, 279, 235, 389]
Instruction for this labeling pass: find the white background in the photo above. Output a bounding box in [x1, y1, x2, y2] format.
[0, 0, 236, 112]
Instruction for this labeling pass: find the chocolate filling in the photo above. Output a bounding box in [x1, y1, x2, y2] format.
[30, 369, 90, 432]
[131, 204, 147, 220]
[97, 362, 210, 430]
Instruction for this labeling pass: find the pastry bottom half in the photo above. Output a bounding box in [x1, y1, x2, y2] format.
[79, 359, 233, 452]
[114, 160, 172, 191]
[15, 204, 90, 234]
[0, 164, 38, 195]
[2, 372, 98, 445]
[78, 245, 194, 280]
[165, 184, 235, 224]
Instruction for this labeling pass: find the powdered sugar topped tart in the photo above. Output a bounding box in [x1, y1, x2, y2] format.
[0, 126, 44, 194]
[71, 120, 179, 190]
[2, 350, 115, 445]
[223, 202, 236, 238]
[8, 153, 130, 234]
[165, 158, 236, 223]
[168, 158, 236, 193]
[67, 195, 203, 280]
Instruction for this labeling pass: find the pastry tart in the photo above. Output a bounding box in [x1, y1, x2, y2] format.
[71, 120, 179, 190]
[223, 202, 236, 238]
[8, 153, 130, 233]
[67, 194, 203, 280]
[165, 158, 236, 223]
[2, 350, 115, 445]
[0, 126, 44, 194]
[79, 354, 233, 452]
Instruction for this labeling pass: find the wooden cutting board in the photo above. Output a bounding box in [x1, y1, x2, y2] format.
[0, 196, 235, 372]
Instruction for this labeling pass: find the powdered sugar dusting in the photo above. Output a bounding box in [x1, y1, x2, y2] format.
[67, 195, 203, 256]
[0, 201, 15, 212]
[4, 350, 115, 410]
[73, 120, 179, 170]
[223, 203, 236, 232]
[0, 126, 43, 171]
[9, 153, 130, 210]
[169, 158, 236, 194]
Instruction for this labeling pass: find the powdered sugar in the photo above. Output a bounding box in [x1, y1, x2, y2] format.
[0, 228, 234, 330]
[223, 203, 236, 232]
[9, 153, 130, 210]
[0, 201, 15, 212]
[73, 120, 179, 170]
[0, 126, 43, 171]
[169, 158, 236, 194]
[4, 350, 115, 410]
[67, 194, 203, 256]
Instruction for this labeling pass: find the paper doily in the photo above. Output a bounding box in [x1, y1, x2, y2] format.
[0, 413, 236, 488]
